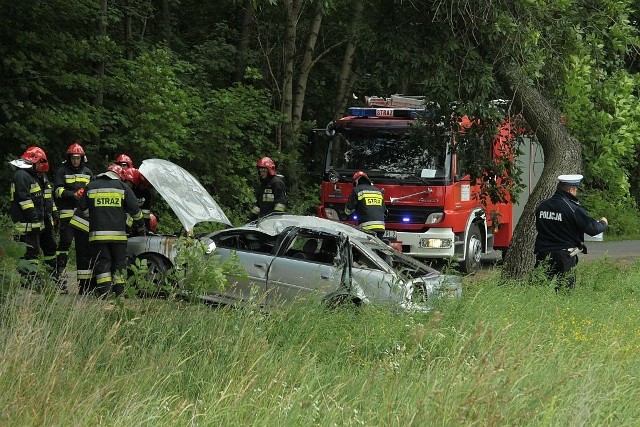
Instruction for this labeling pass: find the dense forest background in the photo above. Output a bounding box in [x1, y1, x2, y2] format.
[1, 0, 639, 274]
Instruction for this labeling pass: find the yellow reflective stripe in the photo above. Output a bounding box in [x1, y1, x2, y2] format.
[55, 187, 65, 197]
[77, 270, 93, 280]
[95, 273, 111, 284]
[90, 235, 128, 242]
[88, 188, 125, 197]
[126, 215, 134, 227]
[15, 222, 44, 232]
[361, 221, 385, 230]
[60, 211, 74, 219]
[131, 211, 143, 221]
[274, 204, 285, 212]
[19, 200, 35, 210]
[30, 183, 42, 193]
[70, 216, 89, 232]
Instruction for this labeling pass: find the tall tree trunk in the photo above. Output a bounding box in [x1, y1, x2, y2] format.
[124, 1, 133, 60]
[333, 0, 364, 119]
[498, 68, 583, 279]
[280, 0, 301, 153]
[161, 0, 171, 47]
[291, 1, 324, 138]
[95, 0, 108, 108]
[233, 0, 255, 83]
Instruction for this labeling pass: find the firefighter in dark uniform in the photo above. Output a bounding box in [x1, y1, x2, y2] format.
[77, 164, 144, 297]
[9, 147, 50, 289]
[68, 203, 92, 294]
[53, 142, 93, 280]
[534, 174, 608, 291]
[249, 157, 286, 220]
[344, 171, 387, 239]
[127, 168, 155, 231]
[39, 170, 63, 290]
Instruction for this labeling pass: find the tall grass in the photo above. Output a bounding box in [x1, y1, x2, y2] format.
[1, 257, 639, 426]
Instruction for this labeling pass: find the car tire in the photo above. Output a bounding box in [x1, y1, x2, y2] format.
[461, 224, 482, 274]
[137, 253, 170, 297]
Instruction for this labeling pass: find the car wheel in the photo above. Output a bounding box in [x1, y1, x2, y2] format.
[137, 254, 170, 297]
[461, 224, 482, 274]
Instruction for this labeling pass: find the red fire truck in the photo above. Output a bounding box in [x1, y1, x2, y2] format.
[310, 94, 541, 273]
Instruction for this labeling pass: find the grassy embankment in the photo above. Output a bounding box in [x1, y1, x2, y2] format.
[1, 257, 639, 426]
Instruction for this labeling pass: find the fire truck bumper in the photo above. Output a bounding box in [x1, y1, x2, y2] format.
[396, 228, 456, 259]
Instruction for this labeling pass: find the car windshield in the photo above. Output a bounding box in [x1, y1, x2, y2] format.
[326, 132, 451, 180]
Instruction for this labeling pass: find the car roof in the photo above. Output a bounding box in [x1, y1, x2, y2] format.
[252, 214, 376, 240]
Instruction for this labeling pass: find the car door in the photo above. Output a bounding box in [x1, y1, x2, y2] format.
[265, 231, 343, 306]
[211, 231, 274, 303]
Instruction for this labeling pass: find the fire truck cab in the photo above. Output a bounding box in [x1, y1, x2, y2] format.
[310, 95, 541, 273]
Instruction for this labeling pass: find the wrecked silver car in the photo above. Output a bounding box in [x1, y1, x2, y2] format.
[126, 160, 462, 311]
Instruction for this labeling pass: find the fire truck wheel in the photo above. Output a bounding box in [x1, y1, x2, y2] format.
[461, 224, 482, 273]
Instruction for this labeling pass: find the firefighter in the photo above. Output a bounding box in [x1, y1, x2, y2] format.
[249, 157, 286, 221]
[534, 174, 608, 291]
[115, 153, 134, 169]
[344, 171, 387, 239]
[68, 203, 92, 294]
[53, 142, 93, 284]
[9, 147, 50, 290]
[124, 167, 155, 232]
[77, 164, 144, 297]
[39, 170, 63, 290]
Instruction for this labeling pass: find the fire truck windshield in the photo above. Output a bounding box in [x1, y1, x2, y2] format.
[326, 132, 451, 181]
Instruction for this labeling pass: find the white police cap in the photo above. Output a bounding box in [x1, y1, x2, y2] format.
[557, 174, 583, 186]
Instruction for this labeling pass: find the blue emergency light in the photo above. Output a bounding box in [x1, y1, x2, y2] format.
[348, 107, 426, 119]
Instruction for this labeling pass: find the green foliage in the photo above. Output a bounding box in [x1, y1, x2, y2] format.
[580, 189, 640, 237]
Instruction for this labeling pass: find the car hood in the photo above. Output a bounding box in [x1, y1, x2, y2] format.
[139, 159, 231, 232]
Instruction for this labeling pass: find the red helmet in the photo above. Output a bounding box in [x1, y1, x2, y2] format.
[67, 143, 85, 156]
[257, 157, 277, 176]
[107, 163, 126, 180]
[116, 154, 134, 168]
[148, 213, 158, 232]
[352, 171, 369, 185]
[21, 146, 49, 173]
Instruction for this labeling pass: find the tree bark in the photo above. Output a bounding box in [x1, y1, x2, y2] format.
[94, 0, 108, 108]
[497, 68, 583, 279]
[161, 0, 171, 47]
[233, 0, 255, 83]
[124, 1, 133, 60]
[333, 0, 364, 119]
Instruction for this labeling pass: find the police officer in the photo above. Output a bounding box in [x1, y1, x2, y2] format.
[249, 157, 286, 221]
[53, 142, 93, 282]
[344, 171, 388, 239]
[534, 174, 608, 291]
[77, 164, 143, 297]
[9, 147, 50, 289]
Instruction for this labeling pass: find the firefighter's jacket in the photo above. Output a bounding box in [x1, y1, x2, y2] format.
[77, 172, 143, 243]
[252, 175, 286, 217]
[534, 189, 607, 253]
[10, 168, 45, 232]
[344, 183, 387, 232]
[41, 174, 58, 225]
[54, 162, 93, 220]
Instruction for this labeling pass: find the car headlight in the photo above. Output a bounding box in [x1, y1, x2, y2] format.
[324, 208, 340, 220]
[425, 212, 444, 224]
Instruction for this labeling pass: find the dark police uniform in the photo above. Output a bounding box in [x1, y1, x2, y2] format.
[251, 174, 286, 219]
[344, 182, 387, 238]
[53, 161, 93, 274]
[39, 173, 61, 284]
[534, 175, 607, 290]
[78, 171, 142, 297]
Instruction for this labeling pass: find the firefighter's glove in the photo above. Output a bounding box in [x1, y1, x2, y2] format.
[74, 187, 85, 200]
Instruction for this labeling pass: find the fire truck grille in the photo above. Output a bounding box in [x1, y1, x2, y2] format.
[385, 206, 443, 225]
[324, 202, 443, 225]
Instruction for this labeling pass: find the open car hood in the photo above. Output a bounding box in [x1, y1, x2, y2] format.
[139, 159, 231, 232]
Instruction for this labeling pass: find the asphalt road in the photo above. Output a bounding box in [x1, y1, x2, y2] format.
[578, 240, 639, 261]
[481, 240, 640, 264]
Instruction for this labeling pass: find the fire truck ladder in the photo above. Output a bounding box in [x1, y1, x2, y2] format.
[365, 94, 426, 109]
